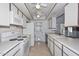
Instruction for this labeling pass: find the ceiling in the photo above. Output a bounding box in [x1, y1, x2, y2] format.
[14, 3, 67, 20]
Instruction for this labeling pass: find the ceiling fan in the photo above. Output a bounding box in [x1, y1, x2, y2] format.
[32, 3, 48, 9]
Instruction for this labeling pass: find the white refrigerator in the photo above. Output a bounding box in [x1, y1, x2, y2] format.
[23, 23, 34, 46]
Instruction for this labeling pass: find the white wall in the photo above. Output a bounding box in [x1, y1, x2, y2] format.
[52, 17, 56, 29]
[31, 20, 48, 42]
[47, 17, 56, 33]
[23, 23, 34, 46]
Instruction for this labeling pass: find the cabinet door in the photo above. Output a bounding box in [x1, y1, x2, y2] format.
[48, 39, 50, 48]
[0, 3, 10, 26]
[54, 40, 62, 56]
[50, 41, 53, 55]
[24, 41, 30, 56]
[63, 52, 68, 56]
[54, 44, 62, 56]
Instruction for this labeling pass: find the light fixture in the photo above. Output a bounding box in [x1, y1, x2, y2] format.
[37, 15, 40, 18]
[36, 3, 40, 9]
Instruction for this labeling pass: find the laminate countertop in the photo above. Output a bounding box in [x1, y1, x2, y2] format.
[0, 41, 21, 56]
[48, 33, 79, 55]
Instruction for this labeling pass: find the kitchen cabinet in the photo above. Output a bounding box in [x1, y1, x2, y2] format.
[54, 45, 62, 56]
[10, 4, 23, 26]
[5, 45, 20, 56]
[48, 35, 62, 56]
[54, 40, 62, 56]
[10, 11, 23, 26]
[48, 36, 54, 55]
[48, 38, 50, 48]
[48, 36, 62, 56]
[3, 43, 20, 56]
[47, 34, 79, 56]
[50, 41, 53, 55]
[24, 40, 30, 56]
[65, 4, 79, 27]
[0, 3, 10, 26]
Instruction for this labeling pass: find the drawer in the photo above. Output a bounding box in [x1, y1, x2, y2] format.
[54, 40, 62, 49]
[63, 46, 78, 56]
[5, 44, 20, 56]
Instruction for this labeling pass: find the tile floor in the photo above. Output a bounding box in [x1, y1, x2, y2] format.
[29, 42, 51, 56]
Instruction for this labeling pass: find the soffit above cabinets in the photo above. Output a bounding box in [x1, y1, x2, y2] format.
[14, 3, 33, 20]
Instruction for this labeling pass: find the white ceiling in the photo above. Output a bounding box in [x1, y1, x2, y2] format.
[14, 3, 67, 20]
[14, 3, 32, 20]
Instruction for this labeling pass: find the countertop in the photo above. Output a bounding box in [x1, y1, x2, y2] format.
[48, 33, 79, 55]
[0, 41, 21, 55]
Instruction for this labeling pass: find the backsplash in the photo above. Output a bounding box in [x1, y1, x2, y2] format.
[0, 25, 23, 34]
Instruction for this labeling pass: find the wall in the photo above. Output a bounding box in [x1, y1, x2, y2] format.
[47, 17, 56, 33]
[32, 20, 48, 42]
[0, 25, 23, 35]
[56, 14, 64, 34]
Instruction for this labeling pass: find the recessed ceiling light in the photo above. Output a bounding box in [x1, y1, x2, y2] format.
[37, 15, 40, 18]
[36, 4, 40, 9]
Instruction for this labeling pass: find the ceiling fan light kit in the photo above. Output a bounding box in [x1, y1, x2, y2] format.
[37, 15, 40, 18]
[36, 4, 40, 9]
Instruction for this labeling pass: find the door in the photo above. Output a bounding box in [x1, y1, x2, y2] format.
[34, 22, 45, 42]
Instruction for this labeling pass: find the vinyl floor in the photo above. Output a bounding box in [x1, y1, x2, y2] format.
[29, 42, 51, 56]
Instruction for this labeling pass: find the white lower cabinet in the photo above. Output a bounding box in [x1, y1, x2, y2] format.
[4, 41, 30, 56]
[24, 41, 30, 56]
[15, 50, 21, 56]
[50, 41, 53, 55]
[63, 52, 68, 56]
[48, 39, 50, 48]
[48, 35, 79, 56]
[54, 41, 62, 56]
[5, 44, 20, 56]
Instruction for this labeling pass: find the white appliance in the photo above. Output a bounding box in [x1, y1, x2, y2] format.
[23, 23, 34, 46]
[0, 32, 30, 56]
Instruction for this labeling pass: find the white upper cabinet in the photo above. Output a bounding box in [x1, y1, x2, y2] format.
[10, 4, 23, 26]
[65, 4, 79, 27]
[0, 3, 10, 26]
[10, 11, 23, 26]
